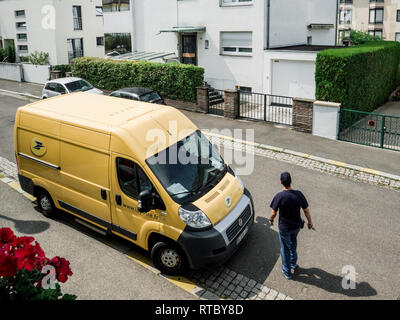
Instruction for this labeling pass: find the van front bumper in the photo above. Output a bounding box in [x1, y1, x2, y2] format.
[177, 189, 254, 270]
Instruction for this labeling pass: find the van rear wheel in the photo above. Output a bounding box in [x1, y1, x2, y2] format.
[37, 190, 55, 218]
[151, 241, 187, 276]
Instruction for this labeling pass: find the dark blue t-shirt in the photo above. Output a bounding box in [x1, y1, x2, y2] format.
[270, 190, 309, 232]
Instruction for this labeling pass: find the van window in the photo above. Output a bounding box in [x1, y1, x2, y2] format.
[117, 158, 154, 199]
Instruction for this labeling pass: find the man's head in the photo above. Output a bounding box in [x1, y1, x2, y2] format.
[280, 172, 292, 188]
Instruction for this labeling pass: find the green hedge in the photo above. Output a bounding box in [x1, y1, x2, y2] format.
[315, 41, 400, 112]
[71, 57, 204, 102]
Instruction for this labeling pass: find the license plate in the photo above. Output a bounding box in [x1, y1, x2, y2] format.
[236, 226, 249, 245]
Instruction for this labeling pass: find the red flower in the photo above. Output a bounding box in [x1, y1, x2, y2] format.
[0, 228, 16, 247]
[0, 247, 17, 277]
[15, 236, 34, 247]
[50, 256, 73, 283]
[14, 245, 38, 271]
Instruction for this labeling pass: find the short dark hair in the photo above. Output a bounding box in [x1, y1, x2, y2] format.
[280, 172, 292, 188]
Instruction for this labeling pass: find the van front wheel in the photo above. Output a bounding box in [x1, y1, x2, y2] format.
[37, 190, 55, 218]
[151, 242, 186, 275]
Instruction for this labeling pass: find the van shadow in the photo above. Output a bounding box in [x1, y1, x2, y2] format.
[293, 266, 377, 298]
[0, 213, 50, 235]
[226, 215, 281, 282]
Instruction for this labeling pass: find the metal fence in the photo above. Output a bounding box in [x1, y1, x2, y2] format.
[208, 89, 225, 116]
[239, 92, 293, 125]
[339, 109, 400, 151]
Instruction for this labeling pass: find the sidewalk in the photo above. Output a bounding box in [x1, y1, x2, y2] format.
[0, 79, 43, 97]
[181, 110, 400, 177]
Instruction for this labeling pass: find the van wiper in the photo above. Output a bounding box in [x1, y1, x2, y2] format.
[169, 183, 205, 197]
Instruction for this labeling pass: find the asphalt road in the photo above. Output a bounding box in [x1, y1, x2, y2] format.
[1, 94, 399, 299]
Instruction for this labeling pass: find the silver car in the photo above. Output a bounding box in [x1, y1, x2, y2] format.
[42, 77, 103, 99]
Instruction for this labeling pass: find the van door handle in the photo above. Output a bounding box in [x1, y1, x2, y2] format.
[116, 194, 122, 206]
[101, 189, 107, 200]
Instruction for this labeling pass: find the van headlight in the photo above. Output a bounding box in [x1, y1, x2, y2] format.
[178, 206, 211, 229]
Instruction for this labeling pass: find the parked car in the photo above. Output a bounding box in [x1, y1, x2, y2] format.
[109, 87, 165, 105]
[42, 77, 103, 99]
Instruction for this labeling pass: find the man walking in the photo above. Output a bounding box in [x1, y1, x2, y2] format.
[269, 172, 313, 280]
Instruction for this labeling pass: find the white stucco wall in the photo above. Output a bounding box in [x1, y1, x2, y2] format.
[312, 101, 341, 140]
[0, 62, 23, 82]
[269, 0, 337, 48]
[22, 63, 50, 84]
[0, 0, 104, 65]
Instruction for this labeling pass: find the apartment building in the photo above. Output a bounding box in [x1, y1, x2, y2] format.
[0, 0, 105, 64]
[129, 0, 338, 98]
[338, 0, 400, 42]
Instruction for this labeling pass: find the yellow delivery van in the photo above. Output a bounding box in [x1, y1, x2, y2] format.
[14, 92, 254, 274]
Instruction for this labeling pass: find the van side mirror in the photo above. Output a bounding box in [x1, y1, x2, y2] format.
[138, 190, 153, 213]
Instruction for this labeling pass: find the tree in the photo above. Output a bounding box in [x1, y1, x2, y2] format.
[349, 30, 383, 46]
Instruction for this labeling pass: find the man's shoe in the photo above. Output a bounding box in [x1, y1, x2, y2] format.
[282, 269, 293, 280]
[292, 265, 300, 273]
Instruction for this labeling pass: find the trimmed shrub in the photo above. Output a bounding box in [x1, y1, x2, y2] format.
[71, 57, 204, 102]
[315, 41, 400, 112]
[52, 64, 71, 77]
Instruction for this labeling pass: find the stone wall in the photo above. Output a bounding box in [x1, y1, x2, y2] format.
[292, 98, 314, 133]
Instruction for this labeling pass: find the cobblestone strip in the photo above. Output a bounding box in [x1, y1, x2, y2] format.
[186, 266, 292, 300]
[0, 156, 18, 180]
[204, 133, 400, 192]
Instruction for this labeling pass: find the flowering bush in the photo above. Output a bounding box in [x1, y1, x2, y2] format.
[0, 227, 76, 300]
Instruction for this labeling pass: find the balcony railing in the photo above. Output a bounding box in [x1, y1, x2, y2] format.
[73, 17, 82, 30]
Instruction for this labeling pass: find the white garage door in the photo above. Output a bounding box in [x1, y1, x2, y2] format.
[271, 59, 315, 99]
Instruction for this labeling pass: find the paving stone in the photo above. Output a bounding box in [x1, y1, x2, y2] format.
[234, 285, 243, 294]
[276, 293, 286, 300]
[251, 287, 260, 294]
[223, 289, 232, 297]
[255, 283, 263, 290]
[229, 270, 237, 278]
[248, 279, 257, 288]
[211, 282, 219, 290]
[222, 280, 230, 287]
[230, 292, 238, 299]
[201, 290, 220, 300]
[228, 284, 235, 291]
[262, 286, 271, 294]
[285, 296, 293, 300]
[236, 274, 244, 281]
[266, 290, 278, 300]
[239, 280, 247, 287]
[257, 292, 266, 299]
[240, 290, 248, 298]
[205, 280, 213, 287]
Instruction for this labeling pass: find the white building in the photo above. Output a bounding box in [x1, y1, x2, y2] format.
[0, 0, 105, 65]
[128, 0, 338, 99]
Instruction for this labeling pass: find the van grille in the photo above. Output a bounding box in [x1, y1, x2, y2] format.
[225, 205, 251, 242]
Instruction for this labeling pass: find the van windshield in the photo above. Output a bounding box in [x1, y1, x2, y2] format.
[146, 130, 226, 204]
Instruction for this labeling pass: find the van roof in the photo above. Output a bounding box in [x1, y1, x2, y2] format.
[21, 92, 170, 128]
[18, 93, 198, 157]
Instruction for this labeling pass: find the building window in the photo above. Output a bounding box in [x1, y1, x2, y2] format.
[220, 32, 252, 56]
[396, 33, 400, 42]
[96, 37, 104, 46]
[67, 38, 84, 63]
[103, 0, 130, 12]
[73, 6, 82, 30]
[369, 8, 383, 24]
[96, 6, 103, 16]
[17, 34, 27, 41]
[368, 29, 382, 38]
[339, 9, 352, 24]
[16, 22, 27, 29]
[369, 0, 384, 2]
[397, 10, 400, 22]
[220, 0, 253, 6]
[18, 45, 28, 52]
[15, 10, 25, 18]
[339, 0, 353, 3]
